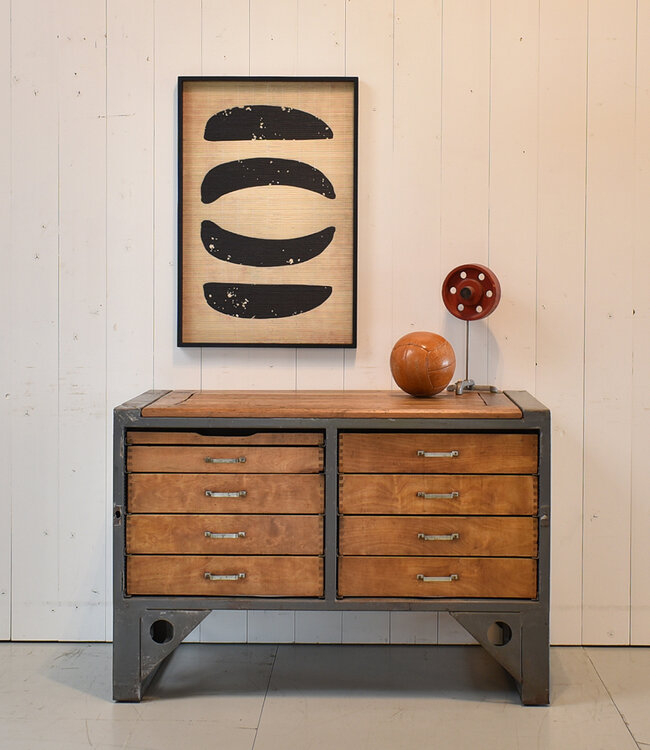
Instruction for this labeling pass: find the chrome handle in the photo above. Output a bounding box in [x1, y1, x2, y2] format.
[417, 450, 459, 458]
[204, 572, 246, 581]
[205, 490, 247, 498]
[417, 574, 459, 583]
[204, 456, 246, 464]
[204, 530, 246, 539]
[416, 491, 459, 500]
[418, 532, 459, 541]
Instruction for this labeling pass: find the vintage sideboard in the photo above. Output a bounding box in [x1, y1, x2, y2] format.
[113, 389, 550, 704]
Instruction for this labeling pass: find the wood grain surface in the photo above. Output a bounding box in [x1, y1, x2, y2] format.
[338, 515, 537, 557]
[141, 389, 522, 419]
[127, 445, 323, 473]
[127, 554, 324, 596]
[338, 556, 537, 598]
[126, 513, 323, 555]
[338, 474, 537, 515]
[128, 473, 324, 514]
[339, 433, 538, 474]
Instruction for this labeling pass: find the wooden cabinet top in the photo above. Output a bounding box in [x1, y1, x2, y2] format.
[122, 389, 541, 420]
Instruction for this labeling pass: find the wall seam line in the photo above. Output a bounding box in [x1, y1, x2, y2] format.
[581, 0, 590, 647]
[487, 0, 492, 383]
[104, 0, 109, 644]
[7, 0, 13, 641]
[630, 0, 639, 647]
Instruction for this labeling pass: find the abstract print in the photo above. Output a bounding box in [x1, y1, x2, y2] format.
[179, 78, 357, 345]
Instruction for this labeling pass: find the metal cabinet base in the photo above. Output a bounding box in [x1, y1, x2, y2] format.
[113, 390, 550, 705]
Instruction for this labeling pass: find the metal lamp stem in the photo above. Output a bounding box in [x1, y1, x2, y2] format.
[465, 320, 470, 382]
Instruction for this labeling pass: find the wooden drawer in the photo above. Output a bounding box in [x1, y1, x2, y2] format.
[127, 445, 323, 473]
[338, 474, 537, 515]
[128, 473, 324, 514]
[127, 555, 324, 596]
[339, 516, 537, 557]
[338, 557, 537, 598]
[339, 433, 538, 474]
[126, 430, 323, 446]
[126, 514, 323, 554]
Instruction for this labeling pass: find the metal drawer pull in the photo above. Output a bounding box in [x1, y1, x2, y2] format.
[204, 456, 246, 464]
[417, 450, 459, 458]
[204, 531, 246, 539]
[416, 491, 459, 500]
[205, 490, 247, 498]
[204, 572, 246, 581]
[417, 574, 459, 583]
[417, 532, 460, 541]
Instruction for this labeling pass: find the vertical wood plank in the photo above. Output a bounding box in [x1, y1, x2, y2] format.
[198, 0, 250, 640]
[295, 0, 346, 390]
[0, 0, 10, 639]
[250, 0, 298, 76]
[203, 0, 300, 390]
[389, 612, 438, 644]
[582, 0, 636, 644]
[199, 0, 263, 393]
[106, 0, 155, 640]
[440, 0, 491, 385]
[536, 0, 588, 645]
[10, 0, 61, 639]
[153, 0, 202, 389]
[248, 610, 295, 643]
[297, 0, 345, 75]
[206, 0, 300, 390]
[201, 0, 249, 76]
[631, 0, 650, 644]
[437, 612, 478, 644]
[487, 0, 538, 393]
[342, 611, 390, 643]
[343, 0, 394, 390]
[295, 611, 343, 643]
[200, 610, 248, 643]
[57, 0, 107, 640]
[391, 0, 443, 366]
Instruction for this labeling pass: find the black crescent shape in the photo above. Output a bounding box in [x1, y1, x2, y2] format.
[203, 283, 332, 319]
[201, 221, 335, 267]
[204, 105, 333, 141]
[201, 158, 336, 204]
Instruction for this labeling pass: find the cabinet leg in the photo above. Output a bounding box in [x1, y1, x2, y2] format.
[113, 607, 144, 702]
[450, 610, 549, 706]
[113, 607, 210, 702]
[518, 616, 550, 706]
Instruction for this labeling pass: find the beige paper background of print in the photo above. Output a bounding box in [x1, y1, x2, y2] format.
[181, 79, 356, 345]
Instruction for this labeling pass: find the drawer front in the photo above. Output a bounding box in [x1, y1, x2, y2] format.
[339, 433, 538, 474]
[338, 557, 537, 598]
[339, 474, 537, 515]
[339, 516, 537, 557]
[126, 514, 323, 554]
[127, 555, 323, 596]
[126, 430, 323, 446]
[127, 445, 323, 473]
[128, 473, 324, 514]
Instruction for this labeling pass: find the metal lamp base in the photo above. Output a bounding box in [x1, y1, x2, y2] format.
[447, 379, 499, 396]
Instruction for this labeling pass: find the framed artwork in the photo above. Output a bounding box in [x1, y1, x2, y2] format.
[177, 76, 358, 347]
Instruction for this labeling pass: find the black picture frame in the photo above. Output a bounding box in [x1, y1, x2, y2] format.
[177, 76, 358, 348]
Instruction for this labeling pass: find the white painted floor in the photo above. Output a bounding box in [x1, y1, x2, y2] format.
[0, 643, 648, 750]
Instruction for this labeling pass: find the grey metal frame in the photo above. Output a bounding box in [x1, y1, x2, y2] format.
[113, 390, 550, 704]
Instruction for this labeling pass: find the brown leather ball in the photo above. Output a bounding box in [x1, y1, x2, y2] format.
[390, 332, 456, 397]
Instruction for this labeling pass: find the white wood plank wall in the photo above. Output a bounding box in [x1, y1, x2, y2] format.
[0, 0, 11, 639]
[2, 0, 649, 646]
